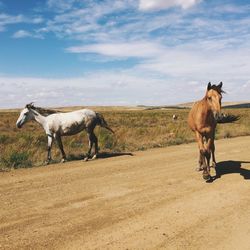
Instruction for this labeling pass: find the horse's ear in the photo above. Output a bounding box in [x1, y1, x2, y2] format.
[207, 82, 211, 91]
[26, 102, 34, 109]
[218, 82, 223, 89]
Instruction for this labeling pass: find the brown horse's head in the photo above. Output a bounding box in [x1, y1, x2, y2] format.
[206, 82, 224, 120]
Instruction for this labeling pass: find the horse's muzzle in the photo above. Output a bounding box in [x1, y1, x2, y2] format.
[213, 112, 220, 121]
[16, 123, 22, 129]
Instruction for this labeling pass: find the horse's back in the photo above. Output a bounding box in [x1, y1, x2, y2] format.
[77, 109, 96, 117]
[46, 109, 97, 135]
[48, 109, 96, 120]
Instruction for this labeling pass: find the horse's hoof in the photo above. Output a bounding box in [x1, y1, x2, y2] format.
[61, 159, 66, 163]
[91, 155, 97, 160]
[203, 173, 211, 181]
[83, 157, 89, 162]
[196, 167, 203, 172]
[45, 161, 50, 165]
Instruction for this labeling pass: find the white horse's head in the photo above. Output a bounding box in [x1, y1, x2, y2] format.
[16, 103, 36, 128]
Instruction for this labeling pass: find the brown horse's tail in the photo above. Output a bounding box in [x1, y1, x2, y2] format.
[96, 113, 115, 133]
[216, 113, 240, 124]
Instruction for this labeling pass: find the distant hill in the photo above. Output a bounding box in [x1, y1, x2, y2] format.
[222, 102, 250, 109]
[176, 102, 250, 109]
[137, 102, 250, 110]
[1, 102, 250, 113]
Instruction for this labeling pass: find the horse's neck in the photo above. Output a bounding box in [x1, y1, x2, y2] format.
[32, 111, 47, 129]
[200, 98, 214, 121]
[201, 97, 211, 111]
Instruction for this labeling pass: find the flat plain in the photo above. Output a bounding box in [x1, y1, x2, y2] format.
[0, 106, 249, 169]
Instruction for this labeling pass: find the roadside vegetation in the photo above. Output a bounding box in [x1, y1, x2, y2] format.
[0, 107, 249, 170]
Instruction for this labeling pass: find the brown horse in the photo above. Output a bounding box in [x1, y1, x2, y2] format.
[188, 82, 224, 181]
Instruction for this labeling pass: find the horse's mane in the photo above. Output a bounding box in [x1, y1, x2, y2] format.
[26, 103, 59, 116]
[208, 84, 225, 95]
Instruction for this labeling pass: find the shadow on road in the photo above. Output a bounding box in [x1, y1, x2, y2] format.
[214, 160, 250, 180]
[66, 152, 133, 162]
[97, 152, 133, 159]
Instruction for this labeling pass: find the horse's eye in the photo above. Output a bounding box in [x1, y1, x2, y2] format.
[208, 97, 212, 101]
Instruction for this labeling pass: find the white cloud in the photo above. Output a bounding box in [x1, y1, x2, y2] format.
[12, 29, 43, 39]
[0, 13, 24, 31]
[31, 16, 44, 24]
[40, 0, 137, 42]
[137, 45, 250, 80]
[1, 42, 249, 109]
[0, 13, 44, 33]
[213, 4, 250, 14]
[47, 0, 77, 12]
[0, 73, 172, 108]
[12, 30, 32, 38]
[139, 0, 201, 11]
[67, 41, 164, 58]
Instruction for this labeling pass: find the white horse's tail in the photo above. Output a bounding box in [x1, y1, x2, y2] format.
[96, 113, 114, 133]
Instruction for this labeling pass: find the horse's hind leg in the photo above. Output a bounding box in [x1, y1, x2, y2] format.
[84, 129, 96, 161]
[56, 134, 66, 163]
[205, 136, 212, 167]
[91, 132, 98, 160]
[46, 135, 53, 165]
[84, 132, 93, 161]
[211, 140, 216, 168]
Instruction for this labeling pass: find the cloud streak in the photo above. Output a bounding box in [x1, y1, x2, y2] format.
[67, 41, 164, 58]
[139, 0, 201, 11]
[12, 29, 43, 39]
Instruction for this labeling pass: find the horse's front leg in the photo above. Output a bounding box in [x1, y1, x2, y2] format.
[195, 132, 211, 181]
[197, 151, 203, 171]
[56, 134, 67, 163]
[205, 135, 212, 167]
[195, 132, 206, 171]
[46, 135, 53, 165]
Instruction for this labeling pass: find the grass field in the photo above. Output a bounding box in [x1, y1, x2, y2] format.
[0, 107, 250, 170]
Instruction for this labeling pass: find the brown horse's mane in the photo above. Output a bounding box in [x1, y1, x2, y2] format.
[26, 103, 59, 116]
[207, 83, 225, 95]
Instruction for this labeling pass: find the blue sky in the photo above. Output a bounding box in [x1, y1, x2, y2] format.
[0, 0, 250, 108]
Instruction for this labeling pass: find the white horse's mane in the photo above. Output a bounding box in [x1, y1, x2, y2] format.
[26, 103, 59, 116]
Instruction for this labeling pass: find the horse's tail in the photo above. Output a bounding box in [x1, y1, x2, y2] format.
[216, 113, 240, 124]
[96, 113, 114, 133]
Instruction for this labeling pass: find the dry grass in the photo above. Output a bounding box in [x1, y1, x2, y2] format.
[0, 107, 249, 169]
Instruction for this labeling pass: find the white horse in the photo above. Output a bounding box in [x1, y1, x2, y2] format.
[16, 103, 114, 164]
[172, 114, 178, 121]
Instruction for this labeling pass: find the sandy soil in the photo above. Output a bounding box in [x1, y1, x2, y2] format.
[0, 136, 250, 250]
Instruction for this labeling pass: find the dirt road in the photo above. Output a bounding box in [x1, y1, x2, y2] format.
[1, 136, 250, 250]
